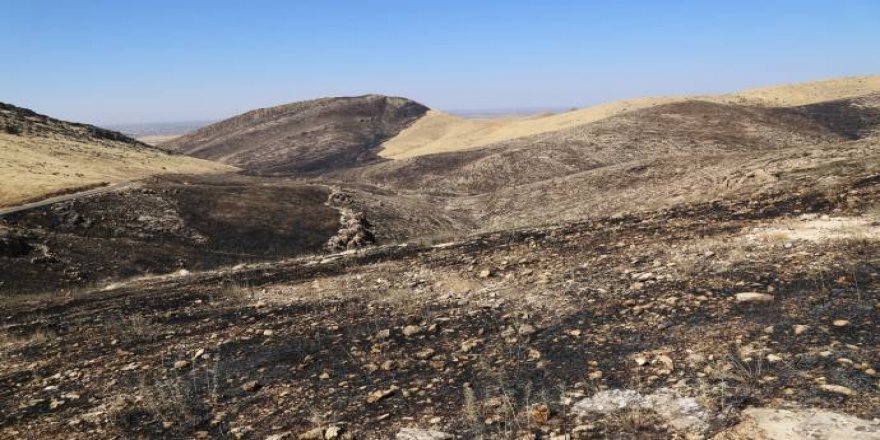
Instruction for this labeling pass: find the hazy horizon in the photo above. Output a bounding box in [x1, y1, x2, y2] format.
[4, 1, 880, 126]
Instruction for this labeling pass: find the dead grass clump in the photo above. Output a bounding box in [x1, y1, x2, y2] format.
[112, 360, 225, 436]
[216, 279, 256, 303]
[763, 231, 791, 244]
[105, 313, 156, 343]
[0, 328, 57, 346]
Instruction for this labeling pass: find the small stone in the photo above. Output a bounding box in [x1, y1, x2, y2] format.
[298, 427, 324, 440]
[478, 269, 492, 278]
[173, 360, 190, 369]
[402, 325, 421, 337]
[319, 372, 330, 379]
[324, 426, 342, 439]
[375, 329, 391, 339]
[416, 348, 435, 359]
[518, 324, 537, 336]
[241, 380, 261, 392]
[531, 403, 550, 424]
[657, 355, 674, 371]
[819, 384, 855, 396]
[832, 320, 850, 328]
[460, 340, 479, 353]
[263, 329, 274, 336]
[766, 354, 783, 363]
[367, 385, 399, 403]
[588, 370, 603, 380]
[735, 292, 774, 303]
[637, 272, 655, 281]
[793, 325, 810, 335]
[395, 428, 453, 440]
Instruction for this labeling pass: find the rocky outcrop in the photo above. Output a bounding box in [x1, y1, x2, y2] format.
[326, 208, 375, 251]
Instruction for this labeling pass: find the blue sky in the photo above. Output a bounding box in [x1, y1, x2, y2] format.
[2, 1, 879, 125]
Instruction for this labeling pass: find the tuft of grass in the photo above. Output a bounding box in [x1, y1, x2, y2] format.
[105, 312, 156, 343]
[112, 358, 226, 436]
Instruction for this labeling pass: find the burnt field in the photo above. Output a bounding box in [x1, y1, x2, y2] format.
[2, 183, 879, 439]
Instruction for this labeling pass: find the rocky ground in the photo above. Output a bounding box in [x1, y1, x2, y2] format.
[3, 181, 880, 439]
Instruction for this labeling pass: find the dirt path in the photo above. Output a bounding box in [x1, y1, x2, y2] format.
[0, 181, 135, 216]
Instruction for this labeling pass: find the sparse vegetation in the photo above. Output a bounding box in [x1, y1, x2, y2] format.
[3, 77, 880, 438]
[5, 122, 23, 135]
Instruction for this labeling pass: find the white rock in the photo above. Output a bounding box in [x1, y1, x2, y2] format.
[395, 428, 453, 440]
[819, 384, 856, 396]
[402, 325, 421, 337]
[724, 407, 880, 439]
[571, 388, 709, 434]
[735, 292, 775, 303]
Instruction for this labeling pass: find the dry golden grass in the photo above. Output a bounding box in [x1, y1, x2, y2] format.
[380, 75, 880, 159]
[726, 75, 880, 106]
[0, 133, 235, 207]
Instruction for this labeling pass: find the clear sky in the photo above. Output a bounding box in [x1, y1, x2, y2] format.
[3, 0, 879, 125]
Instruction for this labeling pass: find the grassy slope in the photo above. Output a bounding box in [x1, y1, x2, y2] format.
[380, 75, 880, 159]
[0, 133, 235, 207]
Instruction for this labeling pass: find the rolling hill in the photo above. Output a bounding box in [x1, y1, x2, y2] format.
[6, 75, 880, 439]
[380, 75, 880, 158]
[0, 102, 234, 208]
[161, 94, 429, 175]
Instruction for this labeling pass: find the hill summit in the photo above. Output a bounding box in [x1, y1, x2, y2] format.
[162, 94, 429, 175]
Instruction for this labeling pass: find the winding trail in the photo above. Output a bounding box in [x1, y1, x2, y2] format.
[0, 181, 134, 217]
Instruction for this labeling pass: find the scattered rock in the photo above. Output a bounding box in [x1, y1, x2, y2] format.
[718, 407, 880, 439]
[298, 427, 324, 440]
[531, 403, 550, 424]
[518, 324, 537, 336]
[735, 292, 775, 303]
[173, 360, 190, 369]
[402, 325, 422, 337]
[366, 385, 399, 403]
[572, 388, 710, 435]
[832, 319, 851, 328]
[324, 426, 342, 439]
[396, 428, 453, 440]
[241, 380, 262, 392]
[819, 384, 856, 396]
[793, 324, 810, 335]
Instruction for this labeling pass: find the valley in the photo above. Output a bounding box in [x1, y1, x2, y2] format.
[2, 75, 880, 439]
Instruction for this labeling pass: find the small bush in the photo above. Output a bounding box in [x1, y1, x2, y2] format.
[5, 123, 23, 135]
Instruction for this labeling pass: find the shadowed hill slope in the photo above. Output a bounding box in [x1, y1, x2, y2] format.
[0, 102, 235, 208]
[340, 99, 861, 195]
[0, 173, 471, 294]
[162, 95, 429, 175]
